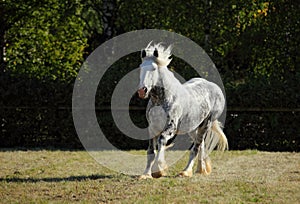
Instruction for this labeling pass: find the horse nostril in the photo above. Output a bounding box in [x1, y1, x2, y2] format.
[137, 87, 148, 98]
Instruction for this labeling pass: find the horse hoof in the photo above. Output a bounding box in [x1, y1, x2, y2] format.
[151, 170, 167, 178]
[138, 174, 153, 180]
[178, 171, 193, 177]
[196, 169, 211, 175]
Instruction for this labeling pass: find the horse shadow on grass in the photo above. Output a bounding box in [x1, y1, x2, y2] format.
[0, 174, 114, 183]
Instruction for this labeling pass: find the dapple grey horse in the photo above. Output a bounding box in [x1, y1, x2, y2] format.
[137, 42, 228, 179]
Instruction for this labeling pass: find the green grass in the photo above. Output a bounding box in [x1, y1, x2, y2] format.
[0, 150, 299, 203]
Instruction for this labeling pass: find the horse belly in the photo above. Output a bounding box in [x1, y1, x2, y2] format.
[177, 100, 210, 134]
[177, 116, 201, 134]
[147, 106, 201, 135]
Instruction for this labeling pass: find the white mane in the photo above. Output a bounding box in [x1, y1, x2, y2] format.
[143, 42, 173, 67]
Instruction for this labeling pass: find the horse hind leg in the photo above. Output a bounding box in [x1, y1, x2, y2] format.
[178, 116, 212, 177]
[195, 118, 212, 175]
[178, 126, 205, 177]
[196, 141, 212, 175]
[196, 120, 229, 175]
[178, 141, 199, 177]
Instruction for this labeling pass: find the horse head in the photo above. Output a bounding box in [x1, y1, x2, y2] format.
[138, 42, 172, 99]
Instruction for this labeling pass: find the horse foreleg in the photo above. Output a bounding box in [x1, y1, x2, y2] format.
[139, 138, 156, 179]
[151, 135, 169, 178]
[152, 120, 177, 178]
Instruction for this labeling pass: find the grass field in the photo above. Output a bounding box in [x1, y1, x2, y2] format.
[0, 150, 299, 203]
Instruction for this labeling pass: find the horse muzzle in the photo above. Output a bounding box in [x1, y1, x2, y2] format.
[138, 87, 148, 99]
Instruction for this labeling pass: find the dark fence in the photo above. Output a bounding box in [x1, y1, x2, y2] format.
[1, 106, 299, 151]
[225, 109, 299, 151]
[0, 72, 80, 149]
[0, 72, 299, 151]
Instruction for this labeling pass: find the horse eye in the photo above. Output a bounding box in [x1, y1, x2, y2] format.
[141, 50, 146, 58]
[153, 49, 158, 57]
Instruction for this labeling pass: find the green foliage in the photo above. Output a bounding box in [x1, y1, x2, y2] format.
[207, 0, 298, 80]
[0, 0, 299, 150]
[3, 0, 299, 81]
[114, 0, 299, 81]
[5, 0, 87, 81]
[80, 0, 104, 51]
[226, 73, 299, 108]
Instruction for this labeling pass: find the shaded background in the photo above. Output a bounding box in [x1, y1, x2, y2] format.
[0, 0, 299, 151]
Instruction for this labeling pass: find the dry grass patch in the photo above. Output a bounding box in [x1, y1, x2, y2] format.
[0, 150, 299, 203]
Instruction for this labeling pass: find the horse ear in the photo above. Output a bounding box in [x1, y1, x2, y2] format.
[153, 48, 158, 57]
[141, 50, 146, 58]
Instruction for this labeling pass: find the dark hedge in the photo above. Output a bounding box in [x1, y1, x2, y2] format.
[0, 70, 299, 151]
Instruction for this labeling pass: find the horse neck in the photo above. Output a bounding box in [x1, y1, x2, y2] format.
[159, 66, 182, 88]
[152, 66, 183, 102]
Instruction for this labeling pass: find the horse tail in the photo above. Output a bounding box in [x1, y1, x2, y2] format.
[205, 120, 228, 154]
